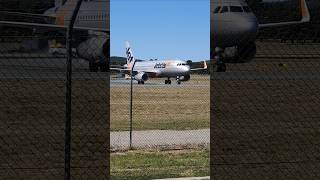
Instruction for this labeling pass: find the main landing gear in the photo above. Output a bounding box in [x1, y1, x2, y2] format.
[165, 77, 181, 85]
[214, 47, 227, 72]
[137, 80, 144, 84]
[165, 78, 171, 84]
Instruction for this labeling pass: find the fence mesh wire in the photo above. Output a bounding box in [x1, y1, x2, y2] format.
[110, 69, 210, 178]
[110, 73, 210, 150]
[0, 7, 109, 179]
[210, 0, 320, 178]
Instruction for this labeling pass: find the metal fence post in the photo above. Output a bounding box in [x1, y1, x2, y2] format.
[129, 61, 136, 149]
[65, 0, 83, 179]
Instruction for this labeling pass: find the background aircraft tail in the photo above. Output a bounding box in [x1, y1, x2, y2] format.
[55, 0, 64, 8]
[55, 0, 79, 25]
[125, 41, 136, 67]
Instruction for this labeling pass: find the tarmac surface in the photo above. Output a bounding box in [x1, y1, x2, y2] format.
[111, 129, 209, 151]
[210, 42, 320, 179]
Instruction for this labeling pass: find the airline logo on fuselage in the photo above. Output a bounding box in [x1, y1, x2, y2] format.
[154, 63, 166, 69]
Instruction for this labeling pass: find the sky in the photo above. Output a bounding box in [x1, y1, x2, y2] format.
[110, 0, 210, 61]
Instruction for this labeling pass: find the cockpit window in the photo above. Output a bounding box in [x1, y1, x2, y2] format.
[214, 6, 221, 14]
[243, 6, 252, 13]
[230, 6, 243, 12]
[220, 6, 229, 13]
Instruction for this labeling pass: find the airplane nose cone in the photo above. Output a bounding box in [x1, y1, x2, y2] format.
[186, 65, 191, 72]
[236, 16, 258, 43]
[211, 14, 258, 47]
[181, 65, 190, 75]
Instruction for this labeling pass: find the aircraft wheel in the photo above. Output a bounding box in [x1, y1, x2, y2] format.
[177, 81, 181, 85]
[216, 63, 226, 72]
[168, 80, 171, 84]
[165, 80, 168, 84]
[141, 81, 144, 84]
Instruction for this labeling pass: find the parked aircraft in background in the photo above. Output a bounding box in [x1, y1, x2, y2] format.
[211, 0, 310, 72]
[0, 0, 109, 72]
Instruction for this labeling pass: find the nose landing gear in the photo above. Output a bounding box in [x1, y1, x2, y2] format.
[165, 78, 171, 84]
[176, 76, 181, 84]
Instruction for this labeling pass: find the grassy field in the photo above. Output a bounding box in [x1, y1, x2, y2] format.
[111, 75, 210, 131]
[111, 149, 209, 180]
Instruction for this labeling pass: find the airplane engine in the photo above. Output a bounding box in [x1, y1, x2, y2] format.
[179, 74, 190, 81]
[237, 41, 256, 62]
[223, 42, 256, 63]
[134, 72, 148, 82]
[76, 37, 109, 72]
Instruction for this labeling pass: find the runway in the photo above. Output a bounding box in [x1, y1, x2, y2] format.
[110, 79, 209, 87]
[1, 55, 320, 82]
[0, 56, 109, 80]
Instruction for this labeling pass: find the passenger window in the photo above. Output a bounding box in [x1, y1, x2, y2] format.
[214, 6, 221, 14]
[243, 6, 252, 13]
[220, 6, 229, 13]
[230, 6, 243, 12]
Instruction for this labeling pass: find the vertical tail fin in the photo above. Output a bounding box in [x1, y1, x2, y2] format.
[55, 0, 64, 8]
[125, 41, 136, 66]
[55, 0, 78, 25]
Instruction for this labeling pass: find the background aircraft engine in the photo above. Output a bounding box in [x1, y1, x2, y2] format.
[76, 37, 109, 72]
[223, 42, 256, 63]
[179, 74, 190, 81]
[134, 72, 148, 81]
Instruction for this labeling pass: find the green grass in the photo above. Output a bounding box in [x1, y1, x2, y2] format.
[0, 78, 209, 131]
[111, 149, 209, 180]
[111, 75, 210, 131]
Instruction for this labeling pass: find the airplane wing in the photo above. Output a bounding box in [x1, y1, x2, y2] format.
[110, 67, 159, 78]
[190, 61, 207, 71]
[258, 0, 310, 29]
[0, 20, 109, 33]
[0, 11, 56, 20]
[110, 68, 158, 74]
[110, 67, 129, 72]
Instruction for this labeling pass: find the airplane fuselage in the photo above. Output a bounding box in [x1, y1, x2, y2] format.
[128, 60, 191, 78]
[211, 0, 259, 48]
[45, 0, 109, 30]
[43, 0, 109, 72]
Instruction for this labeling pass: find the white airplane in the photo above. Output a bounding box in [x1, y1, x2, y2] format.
[211, 0, 310, 72]
[111, 42, 207, 85]
[0, 0, 109, 72]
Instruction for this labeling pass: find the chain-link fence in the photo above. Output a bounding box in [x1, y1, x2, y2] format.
[210, 0, 320, 178]
[110, 73, 210, 151]
[0, 0, 109, 178]
[110, 70, 210, 178]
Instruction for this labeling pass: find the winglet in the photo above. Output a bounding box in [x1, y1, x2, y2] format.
[258, 0, 310, 28]
[204, 61, 208, 69]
